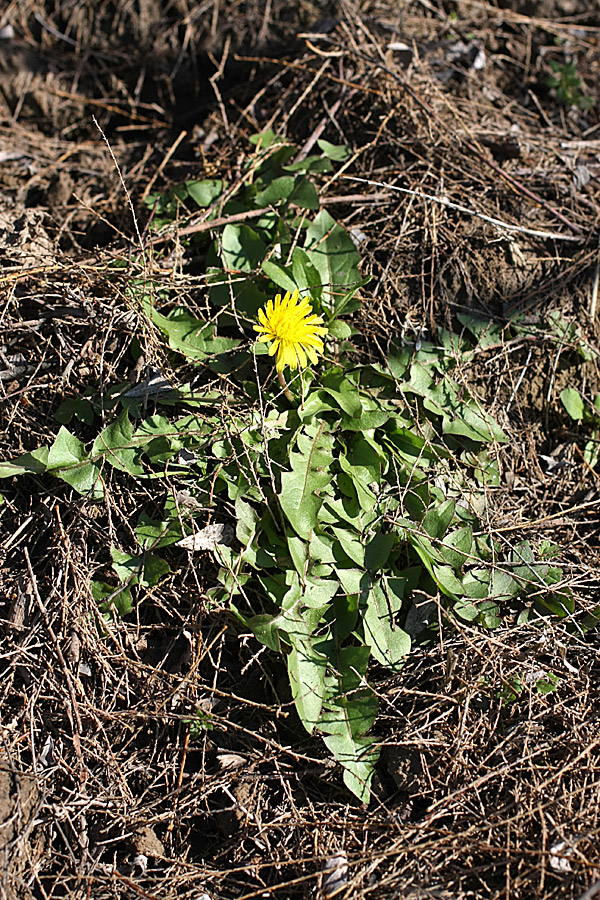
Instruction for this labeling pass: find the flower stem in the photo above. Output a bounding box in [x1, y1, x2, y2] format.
[277, 371, 294, 402]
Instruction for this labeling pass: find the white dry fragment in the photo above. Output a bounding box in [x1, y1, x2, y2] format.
[321, 851, 349, 898]
[524, 668, 548, 684]
[386, 41, 413, 68]
[177, 523, 234, 552]
[178, 448, 199, 466]
[175, 490, 206, 510]
[472, 47, 486, 71]
[217, 752, 247, 771]
[39, 734, 56, 769]
[122, 368, 176, 399]
[131, 854, 148, 874]
[549, 840, 573, 873]
[573, 165, 591, 191]
[349, 226, 368, 248]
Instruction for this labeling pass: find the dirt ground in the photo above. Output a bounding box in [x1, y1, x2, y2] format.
[1, 1, 600, 898]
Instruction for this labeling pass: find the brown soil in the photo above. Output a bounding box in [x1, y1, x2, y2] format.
[1, 1, 600, 899]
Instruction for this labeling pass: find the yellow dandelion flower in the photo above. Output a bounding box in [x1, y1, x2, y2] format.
[254, 289, 328, 373]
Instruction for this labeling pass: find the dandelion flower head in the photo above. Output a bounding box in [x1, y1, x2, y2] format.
[254, 289, 328, 373]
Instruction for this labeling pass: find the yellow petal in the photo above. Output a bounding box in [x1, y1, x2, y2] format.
[306, 345, 319, 365]
[286, 346, 298, 369]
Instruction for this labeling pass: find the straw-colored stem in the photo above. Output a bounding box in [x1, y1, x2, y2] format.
[277, 371, 294, 402]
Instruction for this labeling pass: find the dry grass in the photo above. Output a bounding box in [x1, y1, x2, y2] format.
[1, 1, 600, 898]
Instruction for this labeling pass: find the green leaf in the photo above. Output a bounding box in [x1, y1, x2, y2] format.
[317, 139, 351, 161]
[442, 402, 507, 443]
[136, 512, 183, 549]
[331, 592, 359, 639]
[319, 645, 377, 737]
[432, 564, 464, 599]
[327, 319, 353, 338]
[91, 580, 133, 617]
[337, 567, 368, 596]
[291, 247, 323, 297]
[236, 497, 259, 545]
[478, 600, 501, 629]
[457, 314, 505, 350]
[363, 581, 411, 672]
[110, 548, 141, 584]
[303, 576, 339, 609]
[47, 426, 87, 470]
[365, 533, 396, 571]
[289, 178, 320, 210]
[0, 447, 49, 479]
[92, 411, 144, 476]
[440, 526, 473, 569]
[584, 438, 600, 468]
[110, 547, 169, 588]
[491, 569, 521, 600]
[47, 427, 103, 498]
[386, 346, 412, 380]
[560, 387, 585, 421]
[288, 638, 327, 733]
[284, 155, 332, 175]
[147, 305, 240, 361]
[340, 407, 390, 431]
[319, 644, 379, 802]
[280, 423, 334, 539]
[422, 499, 455, 539]
[338, 454, 378, 514]
[331, 279, 369, 318]
[323, 732, 378, 802]
[140, 552, 170, 587]
[254, 175, 295, 206]
[462, 568, 490, 599]
[453, 598, 480, 622]
[57, 461, 103, 498]
[249, 129, 278, 149]
[536, 673, 560, 695]
[331, 526, 364, 567]
[186, 179, 224, 207]
[220, 224, 267, 272]
[55, 397, 95, 426]
[320, 386, 362, 418]
[349, 434, 384, 483]
[261, 260, 298, 294]
[305, 210, 361, 310]
[384, 426, 440, 468]
[535, 590, 574, 619]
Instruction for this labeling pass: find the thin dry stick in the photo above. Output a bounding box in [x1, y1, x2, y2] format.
[141, 129, 188, 202]
[92, 115, 145, 263]
[342, 45, 585, 236]
[24, 548, 87, 789]
[589, 238, 600, 320]
[149, 205, 272, 245]
[148, 193, 389, 246]
[344, 176, 582, 243]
